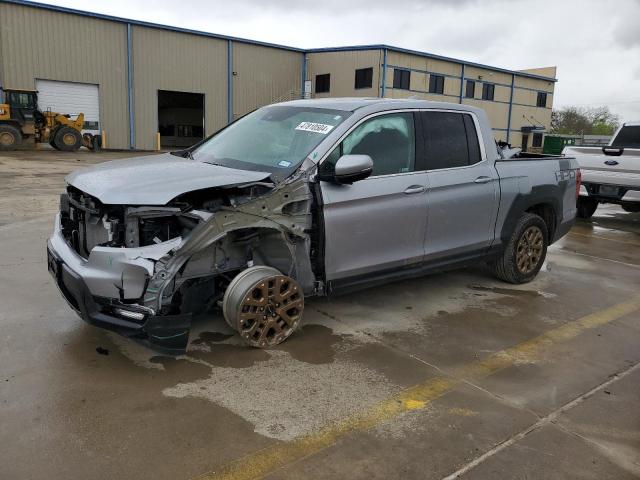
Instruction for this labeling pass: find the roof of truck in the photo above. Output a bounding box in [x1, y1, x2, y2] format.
[277, 97, 484, 114]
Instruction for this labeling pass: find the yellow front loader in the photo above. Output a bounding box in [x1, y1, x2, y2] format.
[0, 88, 100, 151]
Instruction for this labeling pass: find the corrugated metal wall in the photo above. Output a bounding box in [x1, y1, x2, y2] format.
[0, 3, 130, 148]
[0, 1, 556, 151]
[232, 43, 302, 120]
[307, 50, 382, 98]
[131, 25, 228, 150]
[382, 51, 556, 143]
[385, 51, 463, 99]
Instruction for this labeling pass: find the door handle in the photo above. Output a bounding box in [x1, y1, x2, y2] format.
[474, 176, 492, 184]
[404, 185, 426, 194]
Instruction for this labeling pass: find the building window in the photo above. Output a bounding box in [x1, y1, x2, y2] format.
[428, 74, 445, 94]
[465, 80, 475, 98]
[355, 67, 373, 89]
[315, 74, 330, 94]
[532, 132, 543, 148]
[482, 83, 495, 101]
[393, 68, 411, 90]
[536, 92, 547, 108]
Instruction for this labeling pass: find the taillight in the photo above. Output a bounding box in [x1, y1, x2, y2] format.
[575, 169, 581, 198]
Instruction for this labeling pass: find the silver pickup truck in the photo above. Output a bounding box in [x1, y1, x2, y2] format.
[564, 122, 640, 218]
[47, 99, 579, 353]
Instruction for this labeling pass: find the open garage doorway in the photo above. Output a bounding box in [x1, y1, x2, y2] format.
[157, 90, 204, 148]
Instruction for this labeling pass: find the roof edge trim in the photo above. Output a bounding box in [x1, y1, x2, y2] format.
[0, 0, 557, 82]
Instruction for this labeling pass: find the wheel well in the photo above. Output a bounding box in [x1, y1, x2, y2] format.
[526, 203, 556, 241]
[0, 120, 23, 132]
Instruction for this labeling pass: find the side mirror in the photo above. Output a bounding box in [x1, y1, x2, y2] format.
[333, 155, 373, 184]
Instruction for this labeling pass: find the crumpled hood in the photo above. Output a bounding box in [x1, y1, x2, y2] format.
[65, 153, 271, 205]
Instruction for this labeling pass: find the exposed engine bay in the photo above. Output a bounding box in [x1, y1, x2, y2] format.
[61, 183, 275, 253]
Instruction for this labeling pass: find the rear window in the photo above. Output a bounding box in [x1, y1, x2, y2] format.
[611, 126, 640, 148]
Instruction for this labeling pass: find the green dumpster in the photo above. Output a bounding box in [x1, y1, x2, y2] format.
[543, 136, 576, 155]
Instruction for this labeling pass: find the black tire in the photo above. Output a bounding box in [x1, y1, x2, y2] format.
[577, 197, 598, 219]
[0, 124, 22, 151]
[48, 127, 59, 150]
[82, 133, 94, 150]
[621, 203, 640, 213]
[92, 135, 102, 152]
[492, 213, 548, 284]
[53, 126, 82, 151]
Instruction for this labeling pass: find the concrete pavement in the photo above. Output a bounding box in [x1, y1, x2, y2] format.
[1, 150, 639, 480]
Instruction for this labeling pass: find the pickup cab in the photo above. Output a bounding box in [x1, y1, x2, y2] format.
[564, 122, 640, 218]
[47, 99, 579, 353]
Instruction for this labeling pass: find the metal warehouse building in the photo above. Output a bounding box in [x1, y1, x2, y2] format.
[0, 0, 556, 151]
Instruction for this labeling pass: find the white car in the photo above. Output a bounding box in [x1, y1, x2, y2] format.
[564, 122, 640, 218]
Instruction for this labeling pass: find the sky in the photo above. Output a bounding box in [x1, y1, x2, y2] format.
[36, 0, 640, 122]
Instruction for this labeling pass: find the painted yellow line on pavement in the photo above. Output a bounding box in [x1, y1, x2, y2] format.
[193, 294, 640, 480]
[568, 230, 640, 246]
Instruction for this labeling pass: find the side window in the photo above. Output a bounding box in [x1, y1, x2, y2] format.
[418, 112, 481, 170]
[536, 92, 547, 108]
[355, 67, 373, 89]
[322, 113, 416, 177]
[482, 83, 495, 101]
[315, 74, 330, 94]
[465, 80, 475, 98]
[429, 75, 445, 94]
[393, 69, 411, 90]
[463, 114, 481, 164]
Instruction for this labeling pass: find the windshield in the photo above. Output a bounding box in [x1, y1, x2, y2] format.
[611, 126, 640, 148]
[192, 105, 351, 176]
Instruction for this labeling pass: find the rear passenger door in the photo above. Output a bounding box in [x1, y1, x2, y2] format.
[417, 111, 499, 260]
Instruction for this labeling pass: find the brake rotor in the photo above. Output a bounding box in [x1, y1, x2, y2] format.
[63, 133, 76, 145]
[223, 266, 304, 347]
[0, 131, 15, 146]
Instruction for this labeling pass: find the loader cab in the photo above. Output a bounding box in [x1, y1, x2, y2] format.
[2, 88, 38, 125]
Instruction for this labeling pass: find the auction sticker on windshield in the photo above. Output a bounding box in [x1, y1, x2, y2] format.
[295, 122, 334, 134]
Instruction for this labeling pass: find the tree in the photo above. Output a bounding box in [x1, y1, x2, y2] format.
[551, 106, 620, 135]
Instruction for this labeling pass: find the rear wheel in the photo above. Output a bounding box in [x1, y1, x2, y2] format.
[48, 128, 60, 150]
[53, 126, 82, 151]
[92, 135, 102, 152]
[222, 266, 304, 348]
[492, 213, 548, 284]
[0, 124, 22, 150]
[82, 133, 95, 150]
[577, 197, 598, 219]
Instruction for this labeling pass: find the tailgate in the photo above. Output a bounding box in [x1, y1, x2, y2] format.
[565, 146, 640, 188]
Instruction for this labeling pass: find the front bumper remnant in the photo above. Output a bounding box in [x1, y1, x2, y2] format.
[47, 216, 191, 354]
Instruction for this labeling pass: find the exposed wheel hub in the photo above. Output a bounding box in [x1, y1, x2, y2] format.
[516, 225, 543, 274]
[223, 266, 304, 347]
[0, 131, 15, 145]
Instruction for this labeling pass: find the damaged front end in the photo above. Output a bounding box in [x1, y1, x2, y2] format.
[47, 172, 316, 353]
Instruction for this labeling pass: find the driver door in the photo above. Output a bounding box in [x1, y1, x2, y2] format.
[319, 112, 429, 282]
